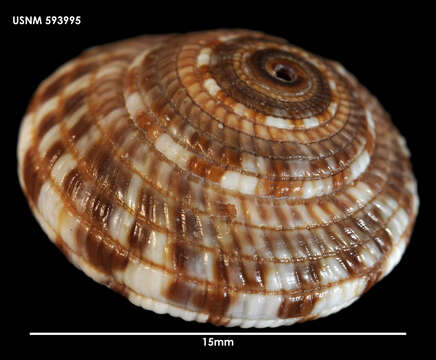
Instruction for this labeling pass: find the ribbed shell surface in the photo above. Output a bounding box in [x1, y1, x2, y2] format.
[17, 30, 419, 327]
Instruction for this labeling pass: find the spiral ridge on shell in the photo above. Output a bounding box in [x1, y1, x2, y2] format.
[17, 29, 419, 327]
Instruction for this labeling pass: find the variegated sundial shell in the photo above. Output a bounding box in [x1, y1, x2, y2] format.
[17, 29, 419, 327]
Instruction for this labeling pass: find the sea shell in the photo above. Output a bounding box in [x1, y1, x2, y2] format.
[17, 29, 419, 328]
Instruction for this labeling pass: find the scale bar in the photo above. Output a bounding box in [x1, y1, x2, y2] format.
[29, 332, 406, 336]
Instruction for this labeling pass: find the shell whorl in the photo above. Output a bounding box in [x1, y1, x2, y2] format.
[17, 29, 419, 328]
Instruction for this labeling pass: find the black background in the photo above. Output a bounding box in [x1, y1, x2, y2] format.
[4, 5, 429, 354]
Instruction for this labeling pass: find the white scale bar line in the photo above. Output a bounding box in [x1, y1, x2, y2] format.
[29, 332, 407, 336]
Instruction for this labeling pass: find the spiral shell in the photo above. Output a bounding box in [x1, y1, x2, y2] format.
[17, 29, 418, 328]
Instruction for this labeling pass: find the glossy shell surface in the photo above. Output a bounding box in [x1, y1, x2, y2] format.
[17, 29, 419, 327]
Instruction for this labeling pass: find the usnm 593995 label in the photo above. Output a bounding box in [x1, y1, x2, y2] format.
[12, 16, 81, 25]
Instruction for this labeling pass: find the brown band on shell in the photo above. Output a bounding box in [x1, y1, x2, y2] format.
[278, 292, 320, 319]
[44, 141, 66, 171]
[37, 112, 59, 138]
[22, 149, 44, 204]
[38, 73, 69, 104]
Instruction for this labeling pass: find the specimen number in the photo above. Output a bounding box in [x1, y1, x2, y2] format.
[11, 16, 81, 25]
[45, 16, 81, 25]
[202, 337, 234, 347]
